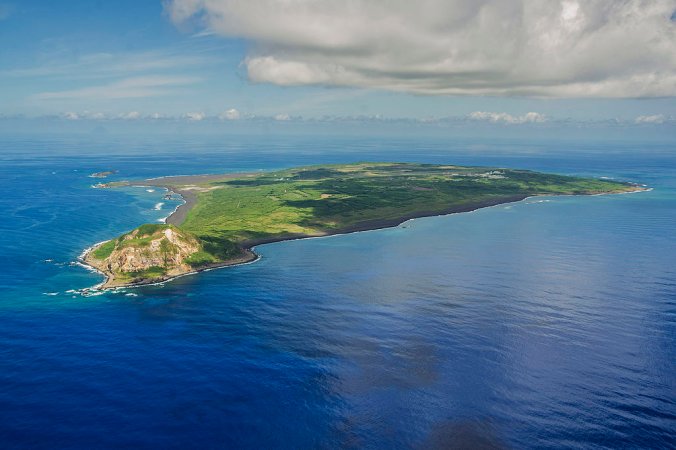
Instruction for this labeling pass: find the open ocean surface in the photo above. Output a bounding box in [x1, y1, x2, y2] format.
[0, 134, 674, 449]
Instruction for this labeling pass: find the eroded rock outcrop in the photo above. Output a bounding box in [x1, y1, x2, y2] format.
[84, 224, 204, 288]
[107, 226, 199, 272]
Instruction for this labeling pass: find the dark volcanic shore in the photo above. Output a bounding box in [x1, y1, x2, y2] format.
[87, 171, 647, 290]
[164, 188, 196, 226]
[241, 194, 531, 248]
[138, 173, 257, 226]
[84, 193, 534, 290]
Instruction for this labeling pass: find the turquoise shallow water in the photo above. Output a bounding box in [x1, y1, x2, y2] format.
[0, 135, 674, 448]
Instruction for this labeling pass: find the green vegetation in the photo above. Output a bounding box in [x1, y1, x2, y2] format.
[91, 239, 116, 259]
[184, 250, 219, 267]
[88, 162, 640, 287]
[118, 266, 167, 282]
[179, 162, 636, 246]
[116, 224, 171, 248]
[135, 223, 168, 237]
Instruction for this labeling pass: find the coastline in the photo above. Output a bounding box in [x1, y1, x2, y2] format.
[138, 172, 258, 226]
[81, 173, 649, 291]
[82, 241, 259, 290]
[79, 243, 113, 291]
[126, 183, 195, 226]
[81, 194, 530, 290]
[133, 174, 651, 229]
[160, 186, 195, 226]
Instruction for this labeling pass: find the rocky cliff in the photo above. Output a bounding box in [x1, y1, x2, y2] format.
[84, 224, 206, 288]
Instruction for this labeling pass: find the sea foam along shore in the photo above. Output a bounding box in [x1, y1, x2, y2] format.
[76, 241, 112, 293]
[76, 184, 191, 292]
[80, 242, 259, 293]
[128, 183, 194, 226]
[128, 185, 185, 224]
[160, 190, 186, 224]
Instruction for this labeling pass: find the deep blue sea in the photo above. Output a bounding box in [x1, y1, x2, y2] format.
[0, 134, 674, 449]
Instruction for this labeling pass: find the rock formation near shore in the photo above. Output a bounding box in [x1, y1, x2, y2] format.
[85, 224, 205, 287]
[108, 226, 199, 273]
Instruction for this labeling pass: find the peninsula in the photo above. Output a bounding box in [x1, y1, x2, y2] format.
[83, 162, 643, 288]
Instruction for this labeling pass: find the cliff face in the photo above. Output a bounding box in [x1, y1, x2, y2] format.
[106, 226, 200, 273]
[85, 224, 205, 288]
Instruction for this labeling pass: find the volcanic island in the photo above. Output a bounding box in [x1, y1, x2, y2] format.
[83, 162, 644, 289]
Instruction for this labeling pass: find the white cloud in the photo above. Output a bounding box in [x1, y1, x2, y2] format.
[635, 114, 666, 124]
[273, 113, 291, 121]
[184, 112, 206, 121]
[219, 108, 240, 120]
[85, 111, 106, 120]
[61, 111, 108, 120]
[33, 76, 200, 100]
[119, 111, 141, 120]
[469, 111, 547, 124]
[167, 0, 676, 98]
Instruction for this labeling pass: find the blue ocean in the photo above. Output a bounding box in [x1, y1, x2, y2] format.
[0, 134, 674, 449]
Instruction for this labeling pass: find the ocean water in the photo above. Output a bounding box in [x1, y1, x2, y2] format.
[0, 134, 674, 449]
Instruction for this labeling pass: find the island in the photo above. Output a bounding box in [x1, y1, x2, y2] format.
[83, 162, 644, 289]
[89, 170, 118, 178]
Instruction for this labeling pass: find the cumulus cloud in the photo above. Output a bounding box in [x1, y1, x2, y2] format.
[635, 114, 667, 124]
[119, 111, 141, 120]
[184, 111, 206, 121]
[85, 111, 106, 120]
[273, 113, 291, 121]
[469, 111, 547, 124]
[166, 0, 676, 98]
[219, 108, 240, 120]
[63, 111, 108, 120]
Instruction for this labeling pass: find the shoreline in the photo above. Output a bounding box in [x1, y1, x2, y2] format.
[127, 183, 196, 226]
[161, 186, 195, 226]
[78, 248, 260, 294]
[122, 173, 652, 228]
[81, 172, 649, 291]
[81, 195, 530, 290]
[137, 172, 258, 226]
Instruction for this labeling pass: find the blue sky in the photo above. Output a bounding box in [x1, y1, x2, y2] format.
[0, 0, 675, 128]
